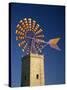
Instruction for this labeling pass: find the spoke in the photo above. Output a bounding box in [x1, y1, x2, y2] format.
[35, 39, 45, 43]
[36, 35, 44, 38]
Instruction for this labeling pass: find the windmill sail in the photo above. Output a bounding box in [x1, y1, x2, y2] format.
[16, 18, 61, 55]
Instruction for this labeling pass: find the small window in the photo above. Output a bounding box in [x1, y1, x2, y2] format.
[36, 74, 39, 79]
[25, 75, 26, 80]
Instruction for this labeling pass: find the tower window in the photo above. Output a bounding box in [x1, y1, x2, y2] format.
[25, 75, 26, 80]
[36, 74, 39, 79]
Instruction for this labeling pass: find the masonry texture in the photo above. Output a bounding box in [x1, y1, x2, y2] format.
[21, 53, 45, 86]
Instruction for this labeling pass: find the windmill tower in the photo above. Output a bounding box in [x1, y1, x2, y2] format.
[16, 17, 61, 86]
[16, 18, 45, 86]
[21, 53, 45, 86]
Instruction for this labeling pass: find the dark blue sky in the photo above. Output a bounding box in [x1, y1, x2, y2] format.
[10, 3, 65, 87]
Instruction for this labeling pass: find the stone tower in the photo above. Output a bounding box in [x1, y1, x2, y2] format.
[21, 53, 45, 86]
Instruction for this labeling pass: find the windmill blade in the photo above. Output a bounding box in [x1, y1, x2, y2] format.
[23, 40, 32, 54]
[28, 18, 32, 30]
[18, 38, 29, 47]
[18, 40, 26, 47]
[18, 38, 28, 47]
[19, 20, 23, 24]
[16, 24, 23, 31]
[23, 38, 31, 50]
[35, 36, 45, 45]
[16, 36, 23, 40]
[19, 20, 26, 29]
[18, 22, 25, 31]
[19, 19, 29, 32]
[23, 18, 27, 24]
[34, 24, 39, 32]
[16, 33, 25, 40]
[16, 30, 25, 36]
[35, 28, 42, 35]
[23, 18, 29, 29]
[16, 24, 20, 29]
[31, 20, 36, 30]
[16, 24, 25, 32]
[17, 20, 26, 31]
[35, 38, 45, 43]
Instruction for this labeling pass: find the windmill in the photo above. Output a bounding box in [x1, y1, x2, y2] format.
[16, 18, 61, 86]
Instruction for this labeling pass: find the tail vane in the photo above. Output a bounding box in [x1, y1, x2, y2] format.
[48, 37, 61, 51]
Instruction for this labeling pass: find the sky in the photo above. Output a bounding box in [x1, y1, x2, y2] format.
[10, 3, 65, 87]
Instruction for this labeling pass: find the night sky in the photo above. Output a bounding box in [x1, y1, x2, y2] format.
[10, 3, 65, 87]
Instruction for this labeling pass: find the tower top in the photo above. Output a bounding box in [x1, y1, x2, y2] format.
[30, 53, 44, 59]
